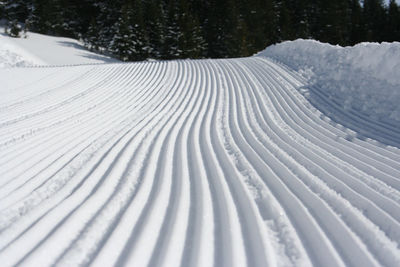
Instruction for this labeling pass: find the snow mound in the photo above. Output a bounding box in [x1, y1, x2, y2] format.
[0, 29, 118, 67]
[257, 39, 400, 125]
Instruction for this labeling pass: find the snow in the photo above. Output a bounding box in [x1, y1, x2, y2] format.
[0, 33, 400, 267]
[0, 28, 118, 67]
[0, 33, 46, 67]
[257, 39, 400, 145]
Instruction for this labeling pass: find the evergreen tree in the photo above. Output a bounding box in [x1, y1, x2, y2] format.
[288, 0, 312, 39]
[85, 17, 101, 50]
[0, 1, 4, 19]
[204, 0, 241, 58]
[130, 0, 148, 60]
[262, 0, 280, 47]
[2, 0, 31, 22]
[144, 0, 166, 59]
[164, 0, 184, 58]
[28, 0, 58, 34]
[93, 0, 122, 52]
[386, 0, 400, 41]
[349, 0, 364, 45]
[363, 0, 386, 41]
[110, 1, 137, 61]
[178, 0, 207, 58]
[7, 19, 22, 37]
[314, 0, 351, 45]
[3, 0, 400, 60]
[2, 0, 31, 37]
[238, 0, 278, 55]
[276, 0, 295, 41]
[55, 0, 81, 38]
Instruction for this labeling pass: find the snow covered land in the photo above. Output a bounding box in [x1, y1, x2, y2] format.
[0, 32, 399, 267]
[0, 29, 118, 67]
[259, 40, 400, 146]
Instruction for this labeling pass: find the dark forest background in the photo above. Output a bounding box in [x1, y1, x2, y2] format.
[1, 0, 400, 61]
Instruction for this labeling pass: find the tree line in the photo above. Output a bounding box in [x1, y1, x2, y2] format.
[1, 0, 400, 61]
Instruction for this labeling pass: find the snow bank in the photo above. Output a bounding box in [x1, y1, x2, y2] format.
[0, 29, 118, 67]
[257, 39, 400, 125]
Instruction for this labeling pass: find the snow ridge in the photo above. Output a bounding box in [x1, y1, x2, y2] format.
[0, 58, 399, 267]
[258, 40, 400, 146]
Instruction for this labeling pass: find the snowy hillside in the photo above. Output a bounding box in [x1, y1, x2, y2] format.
[0, 29, 118, 67]
[0, 35, 400, 267]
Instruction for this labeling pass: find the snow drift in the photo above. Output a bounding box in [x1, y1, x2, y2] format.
[257, 40, 400, 129]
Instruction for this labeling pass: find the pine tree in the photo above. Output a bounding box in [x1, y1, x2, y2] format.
[315, 0, 352, 45]
[56, 0, 81, 38]
[386, 0, 400, 41]
[204, 0, 240, 58]
[94, 0, 123, 52]
[0, 1, 4, 20]
[85, 17, 100, 50]
[363, 0, 386, 41]
[276, 0, 295, 41]
[349, 0, 364, 45]
[178, 0, 207, 58]
[27, 0, 64, 36]
[164, 0, 184, 59]
[2, 0, 31, 22]
[130, 0, 147, 60]
[3, 0, 400, 60]
[237, 0, 276, 55]
[144, 0, 166, 59]
[290, 0, 312, 39]
[2, 0, 31, 37]
[110, 1, 136, 61]
[8, 19, 22, 37]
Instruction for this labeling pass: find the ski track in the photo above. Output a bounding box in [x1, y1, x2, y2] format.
[0, 57, 399, 267]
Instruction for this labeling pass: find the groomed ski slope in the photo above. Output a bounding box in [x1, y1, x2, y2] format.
[0, 57, 400, 267]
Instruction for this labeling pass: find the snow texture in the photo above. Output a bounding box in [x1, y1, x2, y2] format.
[0, 34, 45, 67]
[258, 40, 400, 145]
[0, 34, 400, 267]
[0, 28, 118, 67]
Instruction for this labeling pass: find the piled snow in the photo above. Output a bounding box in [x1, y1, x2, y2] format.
[257, 39, 400, 125]
[0, 29, 118, 67]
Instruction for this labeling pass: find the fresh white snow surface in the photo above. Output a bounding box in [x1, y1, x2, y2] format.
[258, 39, 400, 147]
[0, 34, 46, 68]
[0, 36, 400, 267]
[0, 29, 118, 67]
